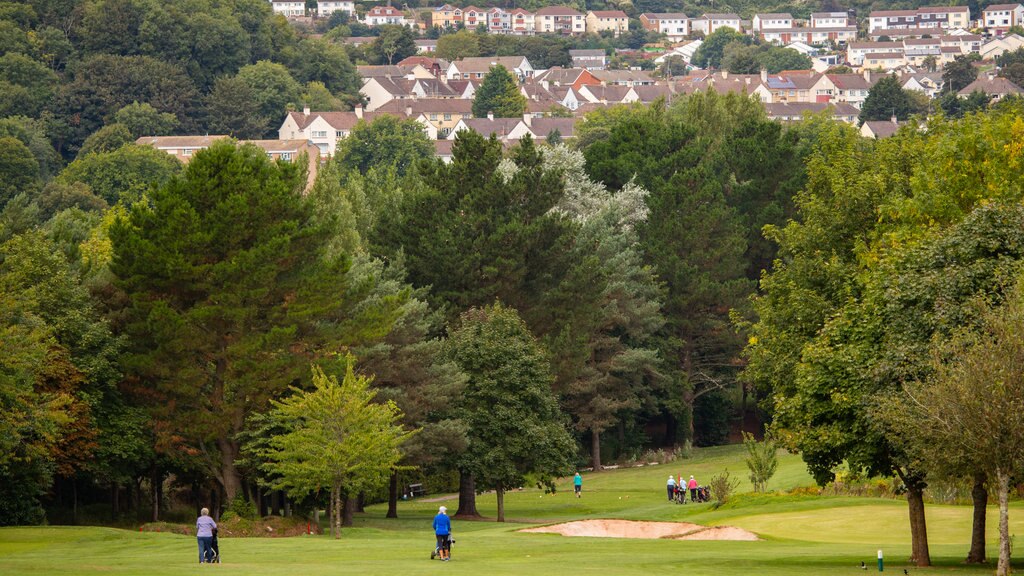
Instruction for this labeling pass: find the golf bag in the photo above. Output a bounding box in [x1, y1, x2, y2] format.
[430, 535, 453, 560]
[206, 528, 220, 563]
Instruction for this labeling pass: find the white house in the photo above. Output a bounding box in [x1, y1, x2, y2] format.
[811, 12, 851, 28]
[693, 13, 742, 34]
[316, 0, 353, 17]
[752, 13, 793, 33]
[271, 0, 304, 18]
[534, 6, 586, 34]
[446, 56, 534, 80]
[365, 5, 411, 26]
[640, 13, 690, 41]
[983, 3, 1024, 35]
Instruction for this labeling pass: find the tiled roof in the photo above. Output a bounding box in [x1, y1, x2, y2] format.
[862, 120, 902, 138]
[531, 117, 577, 138]
[374, 98, 474, 115]
[453, 56, 528, 73]
[135, 135, 228, 148]
[590, 10, 628, 18]
[985, 3, 1024, 11]
[535, 6, 582, 15]
[958, 76, 1024, 95]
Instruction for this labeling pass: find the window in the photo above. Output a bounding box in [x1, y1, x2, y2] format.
[336, 131, 344, 138]
[183, 148, 193, 156]
[444, 113, 452, 120]
[312, 130, 327, 138]
[430, 113, 438, 120]
[280, 152, 292, 161]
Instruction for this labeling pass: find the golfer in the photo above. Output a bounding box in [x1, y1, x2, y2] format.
[574, 472, 582, 498]
[666, 475, 676, 501]
[688, 475, 699, 502]
[433, 505, 452, 561]
[195, 507, 217, 563]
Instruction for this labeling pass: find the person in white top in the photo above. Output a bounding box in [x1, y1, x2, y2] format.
[666, 476, 676, 501]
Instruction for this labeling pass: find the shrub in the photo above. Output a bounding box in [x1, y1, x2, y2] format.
[743, 432, 778, 493]
[708, 469, 740, 508]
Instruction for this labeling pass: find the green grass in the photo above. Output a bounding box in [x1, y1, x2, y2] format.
[2, 445, 1021, 575]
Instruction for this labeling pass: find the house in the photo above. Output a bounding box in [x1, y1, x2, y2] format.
[526, 116, 578, 140]
[488, 7, 512, 34]
[569, 49, 608, 70]
[654, 39, 703, 66]
[763, 101, 860, 123]
[811, 72, 882, 107]
[958, 76, 1024, 100]
[430, 4, 462, 29]
[278, 107, 433, 155]
[762, 26, 857, 45]
[752, 13, 793, 33]
[359, 76, 460, 111]
[693, 13, 742, 35]
[941, 34, 982, 54]
[862, 51, 906, 70]
[446, 56, 534, 80]
[868, 5, 971, 33]
[270, 0, 304, 18]
[374, 98, 473, 137]
[396, 56, 449, 76]
[980, 33, 1024, 59]
[586, 10, 629, 36]
[509, 9, 536, 35]
[535, 6, 586, 35]
[847, 42, 904, 66]
[810, 12, 852, 28]
[135, 136, 321, 189]
[590, 69, 656, 86]
[462, 6, 487, 28]
[316, 0, 353, 17]
[535, 67, 601, 90]
[860, 118, 904, 138]
[640, 13, 690, 40]
[448, 115, 535, 140]
[983, 3, 1024, 35]
[415, 39, 438, 53]
[900, 72, 944, 98]
[760, 70, 822, 103]
[365, 5, 410, 26]
[577, 84, 639, 104]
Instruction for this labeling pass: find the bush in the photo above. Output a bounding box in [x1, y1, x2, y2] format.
[224, 495, 258, 520]
[743, 432, 778, 493]
[708, 469, 740, 508]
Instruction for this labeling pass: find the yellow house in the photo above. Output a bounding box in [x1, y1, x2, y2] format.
[431, 4, 462, 28]
[586, 10, 629, 36]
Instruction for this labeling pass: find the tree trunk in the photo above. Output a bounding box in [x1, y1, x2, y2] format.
[150, 466, 160, 522]
[284, 495, 291, 517]
[387, 472, 399, 518]
[456, 471, 480, 518]
[496, 483, 505, 523]
[906, 480, 931, 567]
[342, 494, 356, 527]
[967, 471, 987, 564]
[217, 437, 243, 503]
[112, 483, 119, 517]
[330, 484, 339, 539]
[72, 478, 78, 525]
[356, 492, 365, 513]
[591, 428, 602, 471]
[997, 468, 1011, 576]
[271, 490, 280, 516]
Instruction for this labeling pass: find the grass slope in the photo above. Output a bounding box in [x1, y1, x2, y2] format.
[1, 445, 1020, 575]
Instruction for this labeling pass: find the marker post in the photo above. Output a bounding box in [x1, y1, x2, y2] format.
[877, 549, 884, 572]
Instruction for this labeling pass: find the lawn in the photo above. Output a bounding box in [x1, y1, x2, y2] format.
[1, 445, 1019, 575]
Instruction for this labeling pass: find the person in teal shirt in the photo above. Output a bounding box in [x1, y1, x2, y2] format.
[573, 472, 582, 498]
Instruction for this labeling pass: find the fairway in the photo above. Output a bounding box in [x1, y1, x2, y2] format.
[2, 446, 1020, 575]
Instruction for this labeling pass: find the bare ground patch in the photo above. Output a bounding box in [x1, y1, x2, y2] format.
[520, 519, 759, 541]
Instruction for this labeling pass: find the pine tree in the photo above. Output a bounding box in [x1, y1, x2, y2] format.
[471, 65, 527, 118]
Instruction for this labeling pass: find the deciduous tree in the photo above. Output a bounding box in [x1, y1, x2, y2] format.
[472, 64, 527, 118]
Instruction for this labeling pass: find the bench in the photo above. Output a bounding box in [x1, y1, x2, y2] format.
[407, 483, 426, 498]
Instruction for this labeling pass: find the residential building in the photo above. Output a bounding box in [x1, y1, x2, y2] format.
[692, 13, 742, 35]
[135, 136, 321, 189]
[509, 9, 535, 35]
[316, 0, 353, 17]
[535, 6, 586, 35]
[810, 12, 852, 28]
[640, 13, 690, 40]
[360, 76, 460, 111]
[586, 10, 630, 36]
[862, 51, 906, 70]
[535, 67, 602, 90]
[860, 119, 903, 138]
[430, 4, 462, 28]
[763, 101, 860, 123]
[448, 116, 534, 140]
[847, 41, 904, 66]
[983, 3, 1024, 35]
[980, 33, 1024, 59]
[762, 26, 857, 45]
[462, 5, 487, 28]
[270, 0, 304, 18]
[958, 75, 1024, 99]
[569, 49, 608, 70]
[415, 39, 438, 53]
[752, 13, 793, 33]
[446, 56, 534, 80]
[868, 6, 970, 33]
[365, 5, 410, 26]
[577, 84, 639, 104]
[811, 71, 882, 107]
[374, 98, 473, 137]
[590, 69, 656, 86]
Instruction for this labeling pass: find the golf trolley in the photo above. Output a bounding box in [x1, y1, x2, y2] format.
[430, 535, 454, 560]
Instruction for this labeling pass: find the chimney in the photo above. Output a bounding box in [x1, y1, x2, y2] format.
[760, 68, 768, 82]
[522, 113, 532, 127]
[863, 69, 871, 82]
[303, 105, 311, 115]
[354, 104, 364, 119]
[487, 110, 494, 120]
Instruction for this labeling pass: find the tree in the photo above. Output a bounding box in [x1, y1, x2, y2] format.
[436, 30, 480, 61]
[743, 432, 777, 493]
[114, 102, 178, 138]
[758, 47, 812, 74]
[289, 38, 360, 95]
[204, 75, 270, 139]
[332, 115, 433, 178]
[472, 65, 527, 118]
[0, 136, 40, 209]
[234, 61, 303, 135]
[303, 81, 346, 112]
[887, 280, 1024, 576]
[77, 125, 134, 157]
[58, 144, 181, 204]
[722, 42, 761, 74]
[0, 52, 58, 117]
[258, 363, 413, 538]
[370, 25, 417, 66]
[445, 303, 576, 522]
[859, 75, 924, 124]
[691, 27, 750, 69]
[0, 116, 62, 180]
[110, 140, 407, 501]
[943, 54, 979, 93]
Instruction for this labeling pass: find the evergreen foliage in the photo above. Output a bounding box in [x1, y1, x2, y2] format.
[472, 65, 527, 118]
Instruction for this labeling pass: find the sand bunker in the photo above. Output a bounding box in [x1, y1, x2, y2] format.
[520, 519, 759, 541]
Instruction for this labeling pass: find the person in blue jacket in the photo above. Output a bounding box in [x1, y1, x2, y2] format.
[574, 472, 583, 498]
[433, 505, 452, 561]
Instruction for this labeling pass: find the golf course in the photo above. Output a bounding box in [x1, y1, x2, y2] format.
[1, 445, 1019, 575]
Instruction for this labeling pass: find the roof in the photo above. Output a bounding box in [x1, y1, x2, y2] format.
[755, 13, 793, 18]
[536, 67, 590, 85]
[811, 12, 849, 18]
[374, 98, 474, 115]
[569, 49, 606, 57]
[633, 84, 675, 102]
[358, 65, 408, 78]
[461, 117, 528, 137]
[984, 3, 1024, 10]
[865, 52, 906, 60]
[827, 73, 876, 89]
[642, 12, 689, 19]
[135, 135, 228, 148]
[589, 10, 628, 18]
[453, 56, 528, 73]
[535, 6, 582, 16]
[862, 120, 902, 138]
[704, 13, 741, 19]
[916, 5, 969, 13]
[958, 76, 1024, 95]
[849, 41, 904, 49]
[904, 38, 941, 46]
[286, 110, 393, 131]
[591, 69, 655, 83]
[869, 9, 918, 17]
[531, 117, 577, 138]
[763, 101, 859, 117]
[246, 139, 316, 154]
